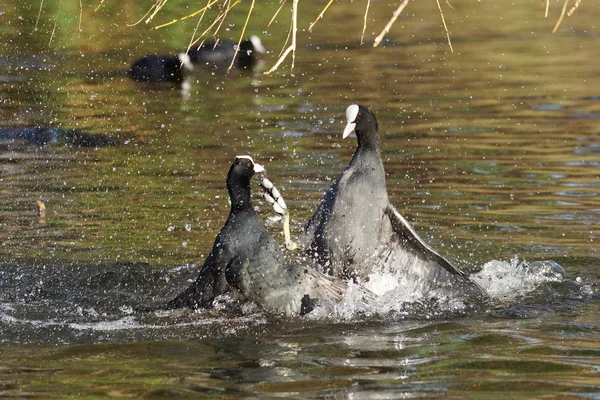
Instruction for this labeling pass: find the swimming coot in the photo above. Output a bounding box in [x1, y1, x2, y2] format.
[128, 52, 193, 83]
[299, 105, 487, 297]
[188, 35, 265, 70]
[165, 155, 350, 315]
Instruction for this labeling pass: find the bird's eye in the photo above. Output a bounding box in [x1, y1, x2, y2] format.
[247, 162, 252, 168]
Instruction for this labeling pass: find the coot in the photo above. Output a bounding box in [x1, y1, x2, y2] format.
[299, 105, 487, 297]
[188, 35, 265, 70]
[166, 156, 351, 315]
[129, 52, 193, 83]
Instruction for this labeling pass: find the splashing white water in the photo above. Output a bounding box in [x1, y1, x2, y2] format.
[309, 256, 583, 320]
[470, 256, 569, 301]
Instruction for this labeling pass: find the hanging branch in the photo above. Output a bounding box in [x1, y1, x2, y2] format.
[373, 0, 410, 47]
[146, 0, 170, 24]
[567, 0, 582, 16]
[186, 0, 212, 54]
[268, 0, 287, 27]
[265, 0, 298, 74]
[361, 0, 371, 45]
[48, 0, 63, 45]
[308, 0, 335, 32]
[552, 0, 570, 33]
[95, 0, 107, 12]
[435, 0, 453, 52]
[152, 0, 220, 30]
[228, 0, 255, 72]
[35, 0, 45, 30]
[78, 0, 82, 36]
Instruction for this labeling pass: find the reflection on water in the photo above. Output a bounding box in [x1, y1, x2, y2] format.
[1, 0, 600, 397]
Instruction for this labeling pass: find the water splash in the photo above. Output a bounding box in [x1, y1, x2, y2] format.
[470, 256, 570, 301]
[0, 257, 595, 344]
[307, 256, 594, 321]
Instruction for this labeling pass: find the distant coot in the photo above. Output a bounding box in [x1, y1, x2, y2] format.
[128, 52, 193, 83]
[188, 35, 266, 70]
[299, 104, 487, 297]
[165, 155, 352, 316]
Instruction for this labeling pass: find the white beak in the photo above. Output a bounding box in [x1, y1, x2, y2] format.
[250, 35, 266, 54]
[343, 104, 360, 138]
[343, 122, 356, 138]
[253, 163, 265, 173]
[177, 52, 194, 70]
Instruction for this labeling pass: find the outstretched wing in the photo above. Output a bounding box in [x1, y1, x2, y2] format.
[384, 204, 488, 297]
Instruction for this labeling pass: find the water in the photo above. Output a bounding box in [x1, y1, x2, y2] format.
[1, 0, 600, 398]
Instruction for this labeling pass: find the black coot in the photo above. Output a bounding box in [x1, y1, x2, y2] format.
[128, 52, 193, 83]
[166, 156, 350, 315]
[299, 105, 487, 297]
[188, 35, 265, 70]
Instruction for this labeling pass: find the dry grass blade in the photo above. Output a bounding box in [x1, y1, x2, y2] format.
[265, 0, 298, 74]
[128, 2, 161, 27]
[153, 0, 221, 30]
[567, 0, 581, 16]
[146, 0, 170, 24]
[308, 0, 335, 33]
[194, 0, 240, 40]
[48, 0, 63, 45]
[227, 0, 255, 72]
[445, 0, 455, 10]
[213, 0, 234, 38]
[435, 0, 453, 52]
[78, 0, 82, 36]
[552, 0, 570, 33]
[545, 0, 549, 17]
[373, 0, 409, 47]
[361, 0, 371, 45]
[186, 0, 212, 54]
[35, 0, 44, 30]
[268, 0, 287, 27]
[95, 0, 106, 12]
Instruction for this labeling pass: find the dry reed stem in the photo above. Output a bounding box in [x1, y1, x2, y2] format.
[152, 0, 220, 30]
[128, 3, 157, 27]
[146, 0, 170, 24]
[373, 0, 409, 47]
[567, 0, 581, 16]
[361, 0, 371, 45]
[552, 0, 570, 33]
[48, 0, 63, 45]
[35, 0, 44, 30]
[213, 0, 235, 39]
[308, 0, 335, 32]
[227, 0, 255, 72]
[78, 0, 82, 36]
[95, 0, 107, 12]
[186, 0, 212, 54]
[445, 0, 455, 10]
[435, 0, 453, 52]
[545, 0, 549, 17]
[278, 19, 293, 57]
[268, 0, 287, 27]
[195, 0, 241, 40]
[265, 0, 298, 74]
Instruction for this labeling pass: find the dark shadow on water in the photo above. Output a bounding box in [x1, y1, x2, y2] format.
[0, 127, 118, 148]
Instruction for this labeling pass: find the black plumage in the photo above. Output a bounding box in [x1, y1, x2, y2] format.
[300, 104, 487, 297]
[188, 36, 265, 70]
[128, 53, 193, 83]
[166, 156, 350, 315]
